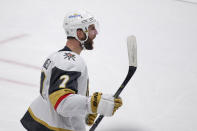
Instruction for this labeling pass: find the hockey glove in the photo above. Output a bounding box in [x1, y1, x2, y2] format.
[85, 113, 98, 126]
[88, 92, 122, 116]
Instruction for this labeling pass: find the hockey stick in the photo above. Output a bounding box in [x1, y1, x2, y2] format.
[89, 35, 137, 131]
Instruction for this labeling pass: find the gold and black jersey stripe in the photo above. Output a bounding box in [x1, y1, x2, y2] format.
[20, 108, 72, 131]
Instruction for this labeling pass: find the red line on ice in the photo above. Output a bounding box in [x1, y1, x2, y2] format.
[0, 34, 28, 44]
[0, 58, 40, 70]
[0, 77, 37, 87]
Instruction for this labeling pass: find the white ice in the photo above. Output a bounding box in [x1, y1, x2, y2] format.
[0, 0, 197, 131]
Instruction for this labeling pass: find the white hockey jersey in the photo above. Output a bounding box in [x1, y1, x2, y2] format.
[21, 46, 90, 131]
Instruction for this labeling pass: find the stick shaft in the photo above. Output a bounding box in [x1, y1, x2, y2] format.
[114, 66, 136, 98]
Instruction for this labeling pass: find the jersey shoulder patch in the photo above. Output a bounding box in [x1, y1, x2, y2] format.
[52, 51, 86, 73]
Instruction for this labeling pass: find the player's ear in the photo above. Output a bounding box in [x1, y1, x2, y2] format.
[77, 29, 86, 40]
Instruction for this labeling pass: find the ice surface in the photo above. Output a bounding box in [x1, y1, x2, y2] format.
[0, 0, 197, 130]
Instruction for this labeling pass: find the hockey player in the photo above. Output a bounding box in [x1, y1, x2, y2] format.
[20, 10, 122, 131]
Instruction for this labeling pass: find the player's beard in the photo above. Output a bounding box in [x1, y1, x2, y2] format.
[84, 37, 94, 50]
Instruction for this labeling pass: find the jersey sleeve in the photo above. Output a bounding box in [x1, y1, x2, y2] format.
[56, 94, 88, 117]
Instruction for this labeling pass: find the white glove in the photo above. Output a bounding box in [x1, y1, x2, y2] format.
[87, 92, 122, 116]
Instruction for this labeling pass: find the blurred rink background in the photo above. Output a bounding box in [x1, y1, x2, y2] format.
[0, 0, 197, 130]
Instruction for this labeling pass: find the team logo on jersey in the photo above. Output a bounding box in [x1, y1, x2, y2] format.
[64, 53, 76, 61]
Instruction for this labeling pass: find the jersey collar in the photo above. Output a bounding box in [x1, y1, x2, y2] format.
[58, 46, 72, 52]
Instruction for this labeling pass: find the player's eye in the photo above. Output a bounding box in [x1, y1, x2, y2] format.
[91, 27, 96, 30]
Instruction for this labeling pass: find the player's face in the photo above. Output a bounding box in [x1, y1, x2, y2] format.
[84, 24, 98, 50]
